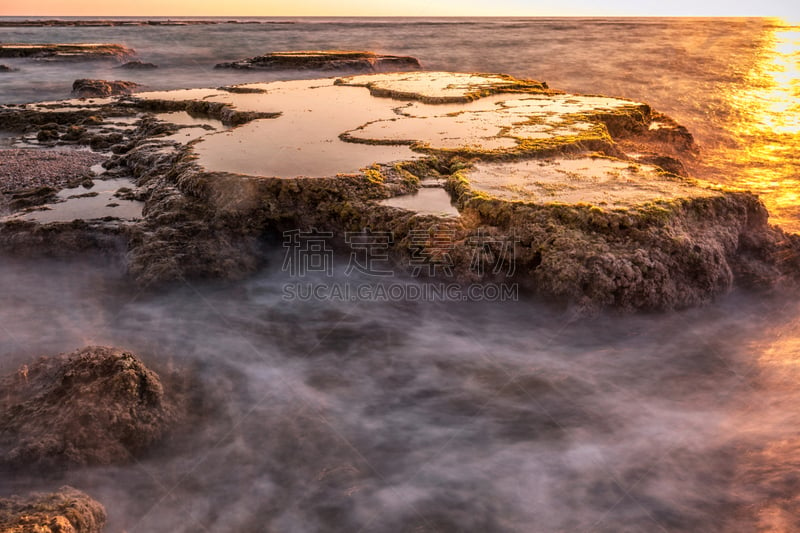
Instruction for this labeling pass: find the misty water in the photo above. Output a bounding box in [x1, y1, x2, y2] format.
[1, 16, 800, 532]
[3, 256, 800, 532]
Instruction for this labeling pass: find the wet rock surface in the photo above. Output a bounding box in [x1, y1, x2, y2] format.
[72, 79, 141, 98]
[0, 71, 798, 310]
[215, 50, 421, 72]
[0, 346, 179, 468]
[0, 43, 135, 62]
[0, 486, 106, 533]
[0, 65, 12, 72]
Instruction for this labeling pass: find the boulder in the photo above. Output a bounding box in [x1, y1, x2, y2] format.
[0, 346, 177, 468]
[0, 486, 106, 533]
[71, 79, 140, 98]
[0, 64, 12, 72]
[214, 50, 421, 72]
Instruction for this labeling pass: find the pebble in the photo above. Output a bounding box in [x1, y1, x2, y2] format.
[0, 148, 105, 192]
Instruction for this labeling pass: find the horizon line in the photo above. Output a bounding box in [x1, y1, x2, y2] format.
[0, 14, 789, 18]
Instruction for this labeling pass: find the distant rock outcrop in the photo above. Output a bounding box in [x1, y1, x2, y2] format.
[0, 43, 135, 62]
[214, 50, 421, 72]
[115, 60, 158, 70]
[0, 19, 295, 27]
[0, 346, 178, 468]
[0, 486, 106, 533]
[72, 78, 141, 97]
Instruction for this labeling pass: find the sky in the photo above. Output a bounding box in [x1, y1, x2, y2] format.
[0, 0, 798, 19]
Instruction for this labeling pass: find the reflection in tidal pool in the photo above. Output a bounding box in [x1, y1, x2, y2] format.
[381, 187, 460, 216]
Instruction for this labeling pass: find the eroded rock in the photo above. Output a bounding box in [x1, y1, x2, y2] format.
[447, 159, 800, 308]
[0, 486, 106, 533]
[72, 79, 140, 98]
[0, 346, 178, 468]
[215, 50, 421, 72]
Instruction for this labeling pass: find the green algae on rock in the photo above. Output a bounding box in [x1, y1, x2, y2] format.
[459, 157, 715, 207]
[0, 71, 798, 310]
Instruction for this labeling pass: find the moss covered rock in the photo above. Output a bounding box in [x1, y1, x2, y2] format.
[0, 346, 178, 468]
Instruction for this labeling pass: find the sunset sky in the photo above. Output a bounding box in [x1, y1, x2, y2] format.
[0, 0, 798, 18]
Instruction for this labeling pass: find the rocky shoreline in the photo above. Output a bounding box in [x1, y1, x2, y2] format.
[0, 70, 798, 311]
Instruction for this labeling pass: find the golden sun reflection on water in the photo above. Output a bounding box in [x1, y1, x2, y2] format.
[741, 29, 800, 136]
[702, 23, 800, 233]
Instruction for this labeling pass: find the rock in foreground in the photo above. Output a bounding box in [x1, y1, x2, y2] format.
[0, 486, 106, 533]
[0, 346, 177, 468]
[0, 43, 134, 62]
[72, 78, 140, 98]
[215, 50, 421, 71]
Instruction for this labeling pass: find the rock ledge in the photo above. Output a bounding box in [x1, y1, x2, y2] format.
[215, 50, 421, 72]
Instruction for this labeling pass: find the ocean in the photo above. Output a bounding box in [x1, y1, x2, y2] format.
[1, 17, 800, 532]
